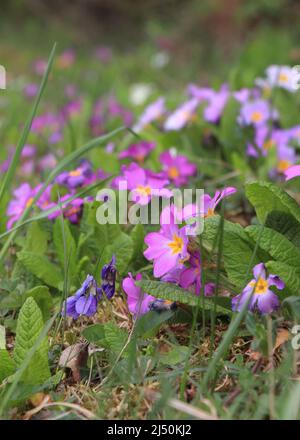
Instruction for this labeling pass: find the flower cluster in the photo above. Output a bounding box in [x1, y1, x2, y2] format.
[128, 64, 300, 181]
[122, 187, 236, 317]
[5, 158, 107, 229]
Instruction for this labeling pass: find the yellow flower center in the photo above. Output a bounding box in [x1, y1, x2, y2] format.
[26, 197, 34, 208]
[279, 73, 288, 83]
[277, 159, 291, 173]
[65, 206, 81, 218]
[135, 154, 145, 163]
[69, 169, 82, 177]
[263, 139, 275, 151]
[136, 185, 152, 197]
[250, 277, 268, 295]
[205, 207, 215, 218]
[168, 234, 184, 255]
[168, 166, 179, 179]
[178, 110, 196, 124]
[251, 111, 263, 123]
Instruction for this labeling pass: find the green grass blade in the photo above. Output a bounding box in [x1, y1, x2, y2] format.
[0, 43, 57, 205]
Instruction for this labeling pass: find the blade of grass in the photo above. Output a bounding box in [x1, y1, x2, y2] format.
[0, 43, 57, 205]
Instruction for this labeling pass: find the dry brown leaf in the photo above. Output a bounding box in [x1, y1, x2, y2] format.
[273, 328, 290, 353]
[59, 343, 88, 382]
[29, 392, 50, 408]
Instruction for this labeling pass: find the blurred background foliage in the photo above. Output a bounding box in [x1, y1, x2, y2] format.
[1, 0, 300, 87]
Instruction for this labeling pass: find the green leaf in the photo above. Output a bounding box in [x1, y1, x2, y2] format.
[283, 296, 300, 320]
[0, 292, 23, 311]
[159, 346, 189, 366]
[138, 280, 231, 314]
[135, 310, 175, 338]
[25, 221, 49, 254]
[246, 225, 300, 269]
[83, 322, 127, 355]
[0, 350, 16, 383]
[130, 223, 145, 267]
[53, 218, 77, 283]
[79, 202, 121, 260]
[246, 181, 300, 224]
[13, 297, 51, 384]
[17, 251, 63, 289]
[23, 286, 53, 321]
[266, 211, 300, 250]
[203, 216, 260, 288]
[266, 261, 300, 296]
[82, 324, 105, 344]
[102, 322, 128, 353]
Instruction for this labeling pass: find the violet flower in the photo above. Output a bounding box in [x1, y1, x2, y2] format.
[239, 99, 273, 126]
[55, 160, 93, 189]
[62, 275, 102, 319]
[101, 256, 117, 299]
[133, 97, 166, 132]
[164, 98, 199, 131]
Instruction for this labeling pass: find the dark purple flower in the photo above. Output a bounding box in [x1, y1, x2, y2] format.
[101, 256, 117, 299]
[55, 160, 93, 189]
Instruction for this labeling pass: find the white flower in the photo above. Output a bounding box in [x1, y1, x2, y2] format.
[129, 83, 153, 106]
[150, 51, 170, 69]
